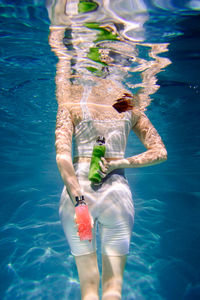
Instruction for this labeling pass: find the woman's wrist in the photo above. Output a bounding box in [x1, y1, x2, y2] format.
[109, 158, 131, 170]
[69, 191, 84, 206]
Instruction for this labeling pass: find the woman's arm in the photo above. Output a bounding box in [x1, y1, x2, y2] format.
[56, 104, 82, 205]
[105, 112, 167, 172]
[49, 27, 82, 204]
[128, 112, 167, 167]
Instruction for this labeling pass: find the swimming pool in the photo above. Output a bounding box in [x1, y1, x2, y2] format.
[0, 1, 200, 299]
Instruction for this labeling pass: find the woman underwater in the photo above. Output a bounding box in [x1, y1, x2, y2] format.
[48, 1, 168, 299]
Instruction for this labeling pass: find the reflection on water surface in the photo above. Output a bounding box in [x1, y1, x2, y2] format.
[48, 0, 171, 111]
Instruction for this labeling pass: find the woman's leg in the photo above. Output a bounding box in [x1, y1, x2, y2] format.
[75, 252, 100, 300]
[102, 254, 127, 300]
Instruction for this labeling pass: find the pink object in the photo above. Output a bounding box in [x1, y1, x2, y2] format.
[75, 204, 93, 241]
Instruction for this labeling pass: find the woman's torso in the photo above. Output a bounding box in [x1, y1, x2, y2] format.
[69, 90, 137, 158]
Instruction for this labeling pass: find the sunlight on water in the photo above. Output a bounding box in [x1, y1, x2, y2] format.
[1, 1, 200, 300]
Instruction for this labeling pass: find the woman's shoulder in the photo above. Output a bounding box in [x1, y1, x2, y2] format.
[130, 107, 143, 127]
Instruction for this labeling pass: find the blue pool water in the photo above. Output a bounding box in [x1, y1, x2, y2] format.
[0, 1, 200, 299]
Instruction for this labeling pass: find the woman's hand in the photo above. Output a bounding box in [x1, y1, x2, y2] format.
[98, 158, 112, 178]
[98, 158, 126, 178]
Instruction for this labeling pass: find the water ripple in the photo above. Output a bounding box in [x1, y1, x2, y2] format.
[1, 1, 200, 300]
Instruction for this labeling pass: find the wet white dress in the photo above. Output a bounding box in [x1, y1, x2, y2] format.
[59, 90, 135, 256]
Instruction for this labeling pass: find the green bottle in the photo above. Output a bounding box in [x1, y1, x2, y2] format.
[89, 136, 106, 184]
